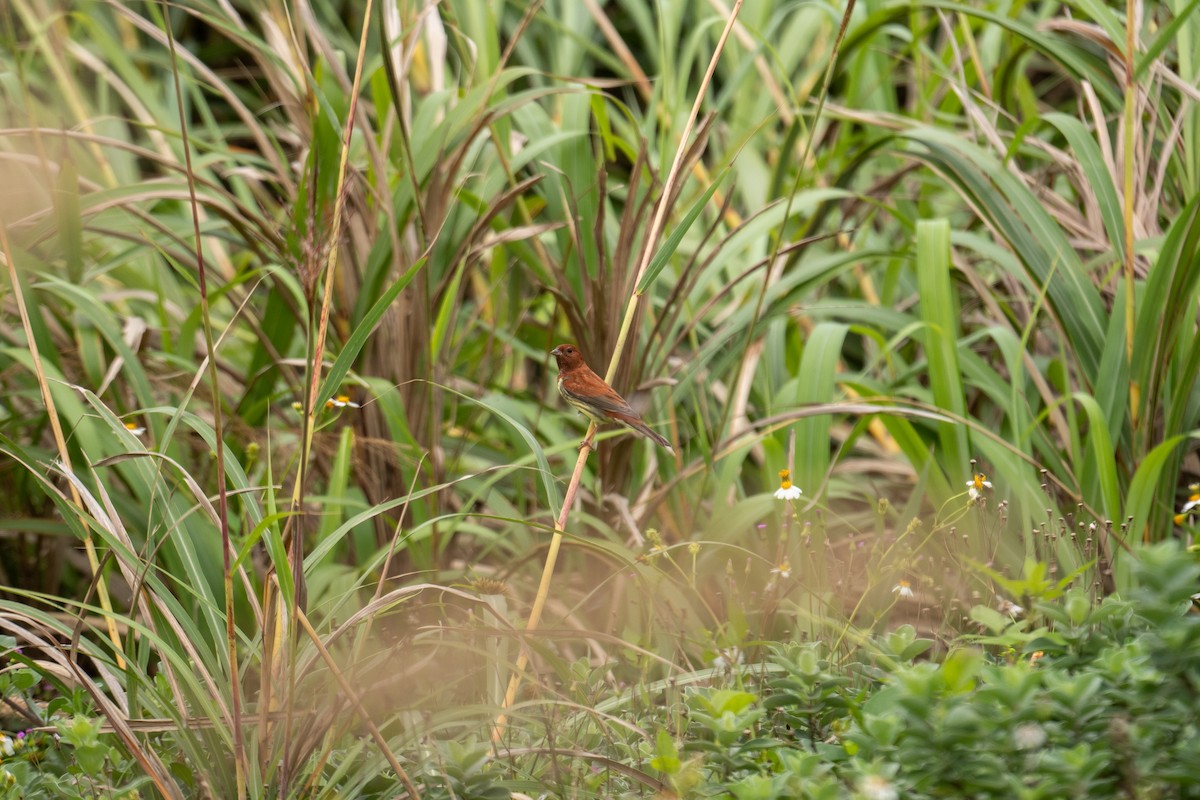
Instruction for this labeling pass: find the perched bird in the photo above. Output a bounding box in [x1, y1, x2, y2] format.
[550, 343, 674, 454]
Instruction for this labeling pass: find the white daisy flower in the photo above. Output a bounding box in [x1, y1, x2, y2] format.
[774, 469, 802, 501]
[857, 774, 898, 800]
[1176, 484, 1200, 525]
[966, 472, 992, 500]
[998, 599, 1024, 616]
[712, 646, 744, 670]
[326, 394, 362, 409]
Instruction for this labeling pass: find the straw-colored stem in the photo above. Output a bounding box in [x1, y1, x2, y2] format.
[493, 0, 745, 742]
[296, 608, 421, 799]
[0, 223, 125, 669]
[271, 0, 374, 779]
[492, 429, 595, 739]
[160, 4, 244, 791]
[604, 2, 745, 383]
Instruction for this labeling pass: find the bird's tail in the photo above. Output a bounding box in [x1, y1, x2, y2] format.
[625, 418, 674, 454]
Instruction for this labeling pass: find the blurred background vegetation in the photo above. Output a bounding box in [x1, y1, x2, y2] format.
[2, 0, 1199, 796]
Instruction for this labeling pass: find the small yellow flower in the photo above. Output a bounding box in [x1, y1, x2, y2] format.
[770, 559, 792, 580]
[123, 421, 146, 436]
[1175, 483, 1200, 525]
[326, 394, 361, 410]
[774, 469, 803, 501]
[892, 580, 914, 599]
[966, 472, 992, 500]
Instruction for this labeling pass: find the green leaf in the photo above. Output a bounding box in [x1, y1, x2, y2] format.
[1126, 433, 1195, 547]
[1042, 113, 1124, 255]
[941, 647, 983, 694]
[706, 689, 759, 716]
[317, 254, 427, 403]
[916, 219, 968, 478]
[793, 323, 849, 493]
[650, 729, 681, 774]
[636, 168, 730, 294]
[55, 157, 84, 284]
[1135, 0, 1200, 80]
[1071, 392, 1121, 520]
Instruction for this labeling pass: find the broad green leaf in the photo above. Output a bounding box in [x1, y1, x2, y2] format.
[916, 219, 968, 479]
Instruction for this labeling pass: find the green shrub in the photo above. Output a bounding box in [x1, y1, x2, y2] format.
[643, 543, 1200, 799]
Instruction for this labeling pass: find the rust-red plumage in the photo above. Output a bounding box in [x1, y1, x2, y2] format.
[550, 344, 674, 453]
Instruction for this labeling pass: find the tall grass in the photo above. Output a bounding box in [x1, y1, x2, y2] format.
[0, 0, 1198, 795]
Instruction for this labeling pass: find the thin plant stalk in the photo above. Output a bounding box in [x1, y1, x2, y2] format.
[492, 430, 595, 740]
[0, 222, 126, 668]
[1123, 0, 1139, 433]
[159, 4, 243, 793]
[604, 1, 745, 382]
[270, 0, 376, 785]
[493, 0, 746, 741]
[295, 608, 420, 799]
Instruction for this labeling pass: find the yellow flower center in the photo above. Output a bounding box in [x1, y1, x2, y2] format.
[973, 473, 988, 490]
[778, 469, 792, 489]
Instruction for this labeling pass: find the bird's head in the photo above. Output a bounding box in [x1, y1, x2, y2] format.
[550, 343, 584, 369]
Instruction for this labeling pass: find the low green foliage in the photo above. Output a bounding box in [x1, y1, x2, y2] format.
[593, 543, 1200, 799]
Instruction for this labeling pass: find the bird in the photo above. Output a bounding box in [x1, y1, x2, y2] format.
[550, 343, 674, 454]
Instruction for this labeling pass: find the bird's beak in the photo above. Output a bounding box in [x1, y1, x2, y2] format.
[550, 346, 562, 357]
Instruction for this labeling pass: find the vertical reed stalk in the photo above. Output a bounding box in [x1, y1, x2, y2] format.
[1122, 0, 1139, 433]
[0, 223, 126, 668]
[493, 0, 746, 741]
[159, 5, 244, 793]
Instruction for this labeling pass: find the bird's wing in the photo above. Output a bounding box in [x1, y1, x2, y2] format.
[559, 369, 636, 415]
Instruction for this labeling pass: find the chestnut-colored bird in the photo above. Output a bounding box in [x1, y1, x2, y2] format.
[550, 344, 674, 454]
